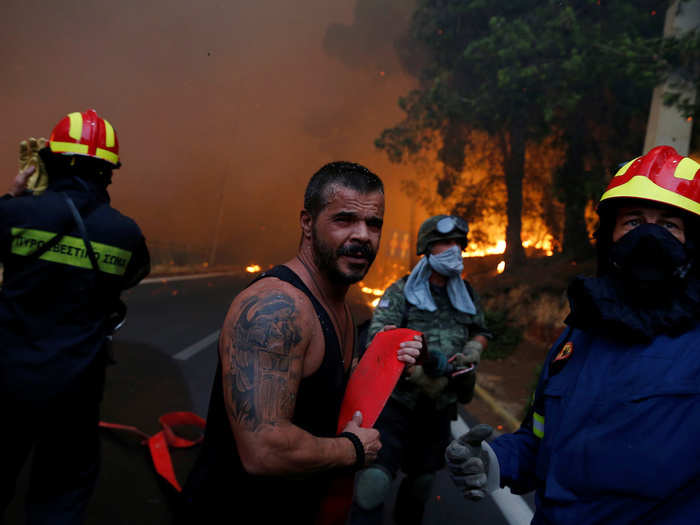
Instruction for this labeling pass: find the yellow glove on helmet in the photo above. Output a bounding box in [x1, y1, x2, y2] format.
[18, 137, 49, 195]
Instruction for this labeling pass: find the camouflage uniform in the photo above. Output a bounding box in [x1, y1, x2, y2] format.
[350, 214, 490, 525]
[369, 275, 490, 410]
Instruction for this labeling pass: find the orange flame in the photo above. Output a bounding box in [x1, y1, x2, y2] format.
[463, 236, 554, 258]
[245, 264, 262, 273]
[462, 240, 506, 258]
[358, 273, 402, 309]
[522, 236, 555, 256]
[361, 286, 384, 296]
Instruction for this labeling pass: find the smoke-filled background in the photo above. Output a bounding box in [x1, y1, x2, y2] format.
[1, 0, 423, 275]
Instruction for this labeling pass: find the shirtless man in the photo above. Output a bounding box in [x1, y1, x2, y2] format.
[180, 162, 421, 523]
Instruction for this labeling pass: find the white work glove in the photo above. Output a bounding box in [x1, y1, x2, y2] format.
[452, 339, 483, 370]
[449, 340, 483, 403]
[445, 424, 500, 500]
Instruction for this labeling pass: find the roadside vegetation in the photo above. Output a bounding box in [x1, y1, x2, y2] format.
[468, 254, 596, 429]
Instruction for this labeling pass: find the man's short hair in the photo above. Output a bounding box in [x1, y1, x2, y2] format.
[303, 162, 383, 218]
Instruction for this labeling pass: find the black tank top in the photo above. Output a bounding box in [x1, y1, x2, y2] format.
[180, 265, 349, 523]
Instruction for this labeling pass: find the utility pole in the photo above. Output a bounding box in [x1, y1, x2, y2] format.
[644, 0, 700, 155]
[409, 195, 418, 269]
[209, 171, 228, 267]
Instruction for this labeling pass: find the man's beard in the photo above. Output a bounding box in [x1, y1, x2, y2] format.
[311, 227, 376, 286]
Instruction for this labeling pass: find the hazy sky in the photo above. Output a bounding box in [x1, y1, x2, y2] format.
[1, 0, 424, 275]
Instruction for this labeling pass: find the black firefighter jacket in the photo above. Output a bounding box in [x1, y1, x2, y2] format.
[0, 176, 149, 402]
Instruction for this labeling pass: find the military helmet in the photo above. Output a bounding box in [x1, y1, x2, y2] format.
[416, 215, 469, 255]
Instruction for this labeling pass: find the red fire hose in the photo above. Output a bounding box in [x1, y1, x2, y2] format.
[99, 411, 206, 492]
[316, 328, 421, 525]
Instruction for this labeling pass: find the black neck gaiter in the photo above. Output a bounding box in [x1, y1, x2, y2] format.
[566, 224, 700, 343]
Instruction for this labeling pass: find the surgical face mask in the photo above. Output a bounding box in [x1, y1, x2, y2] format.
[610, 223, 690, 287]
[428, 245, 463, 277]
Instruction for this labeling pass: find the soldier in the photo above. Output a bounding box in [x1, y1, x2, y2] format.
[350, 215, 491, 525]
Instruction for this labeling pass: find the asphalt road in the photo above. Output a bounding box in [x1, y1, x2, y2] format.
[6, 273, 534, 525]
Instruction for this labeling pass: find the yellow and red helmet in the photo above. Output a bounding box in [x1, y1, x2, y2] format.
[599, 146, 700, 216]
[48, 109, 120, 166]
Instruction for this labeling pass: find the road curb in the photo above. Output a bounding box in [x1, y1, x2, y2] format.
[474, 383, 521, 432]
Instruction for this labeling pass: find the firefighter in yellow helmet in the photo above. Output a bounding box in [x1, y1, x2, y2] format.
[1, 110, 149, 524]
[445, 146, 700, 525]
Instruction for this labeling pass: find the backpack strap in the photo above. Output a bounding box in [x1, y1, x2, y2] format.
[61, 192, 100, 272]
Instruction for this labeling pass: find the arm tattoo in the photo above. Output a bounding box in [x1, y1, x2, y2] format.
[226, 291, 303, 431]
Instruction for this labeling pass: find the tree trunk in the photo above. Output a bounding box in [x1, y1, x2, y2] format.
[562, 194, 592, 258]
[503, 121, 527, 270]
[560, 128, 594, 259]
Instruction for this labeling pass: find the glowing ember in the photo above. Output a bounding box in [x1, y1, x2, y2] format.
[522, 235, 555, 256]
[497, 260, 505, 274]
[245, 264, 262, 273]
[361, 285, 387, 308]
[359, 274, 402, 309]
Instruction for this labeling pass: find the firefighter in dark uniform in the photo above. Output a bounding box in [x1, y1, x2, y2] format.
[446, 146, 700, 525]
[0, 109, 150, 524]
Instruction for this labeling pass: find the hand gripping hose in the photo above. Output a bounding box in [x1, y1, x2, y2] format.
[316, 328, 421, 525]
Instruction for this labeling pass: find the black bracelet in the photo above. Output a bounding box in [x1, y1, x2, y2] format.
[338, 431, 365, 470]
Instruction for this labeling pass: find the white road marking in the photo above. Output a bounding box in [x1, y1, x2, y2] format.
[451, 417, 534, 525]
[140, 272, 238, 285]
[173, 330, 221, 360]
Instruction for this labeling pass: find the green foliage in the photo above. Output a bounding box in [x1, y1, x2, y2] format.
[378, 0, 699, 260]
[482, 309, 523, 360]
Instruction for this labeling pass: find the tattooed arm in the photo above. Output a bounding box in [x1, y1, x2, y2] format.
[221, 278, 378, 476]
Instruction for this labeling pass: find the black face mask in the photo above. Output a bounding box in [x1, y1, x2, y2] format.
[610, 223, 690, 287]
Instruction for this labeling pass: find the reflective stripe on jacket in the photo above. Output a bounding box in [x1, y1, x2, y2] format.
[491, 325, 700, 525]
[0, 178, 149, 401]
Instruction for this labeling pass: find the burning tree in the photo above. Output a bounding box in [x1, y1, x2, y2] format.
[377, 0, 699, 269]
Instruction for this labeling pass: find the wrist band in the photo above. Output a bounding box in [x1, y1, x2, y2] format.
[338, 431, 365, 470]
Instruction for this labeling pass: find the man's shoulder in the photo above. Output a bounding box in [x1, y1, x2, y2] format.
[385, 274, 409, 294]
[233, 275, 316, 323]
[94, 203, 142, 232]
[373, 275, 409, 312]
[0, 192, 66, 229]
[81, 204, 146, 251]
[0, 191, 56, 211]
[222, 275, 316, 350]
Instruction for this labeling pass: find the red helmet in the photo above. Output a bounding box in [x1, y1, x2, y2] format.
[48, 109, 120, 166]
[599, 146, 700, 216]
